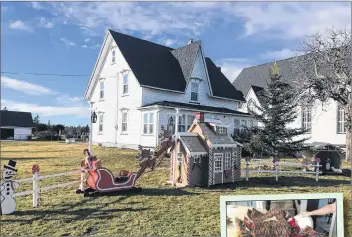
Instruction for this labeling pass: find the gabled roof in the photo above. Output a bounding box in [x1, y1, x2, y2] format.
[198, 123, 236, 145]
[233, 55, 306, 96]
[171, 41, 201, 82]
[108, 30, 245, 101]
[140, 101, 250, 116]
[205, 57, 245, 101]
[179, 134, 208, 154]
[0, 110, 33, 127]
[109, 30, 186, 92]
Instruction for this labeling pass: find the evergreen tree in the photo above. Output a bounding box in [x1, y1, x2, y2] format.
[248, 62, 308, 158]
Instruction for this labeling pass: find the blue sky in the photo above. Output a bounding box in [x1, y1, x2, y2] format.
[1, 2, 350, 126]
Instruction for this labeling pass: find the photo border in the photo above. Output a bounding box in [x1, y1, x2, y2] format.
[220, 193, 344, 237]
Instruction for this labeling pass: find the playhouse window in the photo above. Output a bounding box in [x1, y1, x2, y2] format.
[225, 153, 231, 170]
[217, 126, 227, 135]
[190, 82, 199, 102]
[214, 154, 223, 173]
[194, 155, 201, 163]
[143, 112, 154, 135]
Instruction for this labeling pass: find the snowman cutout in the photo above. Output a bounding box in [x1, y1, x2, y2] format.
[1, 160, 20, 215]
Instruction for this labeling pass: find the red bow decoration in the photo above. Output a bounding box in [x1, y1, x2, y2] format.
[32, 164, 40, 174]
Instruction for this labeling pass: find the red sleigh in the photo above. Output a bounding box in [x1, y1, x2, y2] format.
[77, 129, 173, 196]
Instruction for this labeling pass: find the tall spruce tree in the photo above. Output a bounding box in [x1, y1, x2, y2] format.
[248, 62, 309, 158]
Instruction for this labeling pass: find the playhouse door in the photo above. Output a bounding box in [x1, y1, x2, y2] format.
[213, 153, 223, 185]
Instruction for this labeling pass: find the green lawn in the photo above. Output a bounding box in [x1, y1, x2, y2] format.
[1, 141, 351, 236]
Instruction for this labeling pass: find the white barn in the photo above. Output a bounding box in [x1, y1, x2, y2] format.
[84, 30, 254, 150]
[0, 110, 33, 140]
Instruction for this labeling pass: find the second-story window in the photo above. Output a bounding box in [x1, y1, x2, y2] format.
[337, 104, 346, 134]
[190, 82, 199, 102]
[302, 106, 312, 134]
[112, 49, 115, 64]
[99, 114, 104, 133]
[123, 74, 128, 94]
[99, 80, 104, 99]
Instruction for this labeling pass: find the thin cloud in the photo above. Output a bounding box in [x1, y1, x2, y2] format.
[84, 38, 90, 42]
[1, 76, 55, 95]
[9, 20, 33, 32]
[37, 17, 53, 28]
[81, 45, 88, 48]
[31, 2, 43, 10]
[216, 58, 255, 83]
[259, 48, 297, 61]
[165, 38, 174, 47]
[1, 99, 88, 117]
[60, 37, 76, 47]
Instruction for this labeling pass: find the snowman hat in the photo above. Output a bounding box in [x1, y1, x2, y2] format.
[4, 160, 17, 172]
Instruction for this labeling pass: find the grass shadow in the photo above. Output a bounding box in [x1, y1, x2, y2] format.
[235, 176, 350, 188]
[1, 157, 50, 161]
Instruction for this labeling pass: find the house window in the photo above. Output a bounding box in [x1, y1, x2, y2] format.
[178, 115, 186, 132]
[337, 104, 346, 134]
[112, 49, 115, 64]
[240, 120, 247, 130]
[187, 115, 195, 130]
[234, 119, 240, 136]
[123, 74, 128, 94]
[302, 106, 312, 133]
[99, 81, 104, 99]
[249, 120, 254, 127]
[194, 155, 201, 163]
[217, 126, 227, 135]
[99, 114, 104, 133]
[143, 112, 154, 135]
[248, 99, 256, 113]
[190, 82, 199, 102]
[122, 111, 128, 133]
[224, 153, 231, 170]
[214, 153, 223, 173]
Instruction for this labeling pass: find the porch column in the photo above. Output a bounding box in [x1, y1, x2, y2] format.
[208, 145, 213, 187]
[231, 146, 236, 183]
[88, 101, 95, 155]
[172, 108, 180, 186]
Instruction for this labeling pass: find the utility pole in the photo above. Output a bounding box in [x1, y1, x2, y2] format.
[89, 101, 95, 155]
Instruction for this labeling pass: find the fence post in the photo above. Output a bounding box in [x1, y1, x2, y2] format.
[33, 172, 39, 207]
[246, 160, 249, 181]
[316, 162, 320, 182]
[275, 161, 278, 182]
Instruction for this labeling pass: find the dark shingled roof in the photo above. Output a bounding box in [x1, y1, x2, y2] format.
[109, 30, 245, 101]
[1, 110, 33, 127]
[141, 101, 250, 116]
[180, 134, 208, 153]
[205, 57, 245, 101]
[233, 55, 307, 96]
[198, 123, 236, 145]
[251, 85, 264, 93]
[109, 30, 186, 91]
[171, 41, 201, 82]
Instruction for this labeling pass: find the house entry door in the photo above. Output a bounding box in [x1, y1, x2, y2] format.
[213, 153, 223, 185]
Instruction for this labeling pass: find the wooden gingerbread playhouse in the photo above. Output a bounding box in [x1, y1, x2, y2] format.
[170, 112, 243, 187]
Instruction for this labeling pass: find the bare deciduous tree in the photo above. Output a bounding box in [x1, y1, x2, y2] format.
[293, 28, 351, 162]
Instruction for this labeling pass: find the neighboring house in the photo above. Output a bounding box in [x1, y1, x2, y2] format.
[234, 57, 347, 147]
[84, 30, 252, 150]
[0, 110, 33, 140]
[170, 112, 242, 187]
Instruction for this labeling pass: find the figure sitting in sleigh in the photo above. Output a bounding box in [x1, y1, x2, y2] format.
[76, 127, 173, 195]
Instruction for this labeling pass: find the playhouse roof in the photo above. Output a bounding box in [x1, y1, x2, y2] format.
[198, 123, 237, 146]
[179, 133, 208, 155]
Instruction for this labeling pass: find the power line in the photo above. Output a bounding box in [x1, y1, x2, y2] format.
[1, 71, 90, 77]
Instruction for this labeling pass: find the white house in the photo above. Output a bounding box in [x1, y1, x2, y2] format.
[0, 110, 33, 140]
[84, 30, 253, 150]
[234, 58, 347, 147]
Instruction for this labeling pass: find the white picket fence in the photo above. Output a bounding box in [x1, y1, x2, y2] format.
[13, 170, 81, 207]
[245, 160, 322, 182]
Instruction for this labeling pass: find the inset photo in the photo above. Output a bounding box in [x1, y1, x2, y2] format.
[220, 193, 343, 237]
